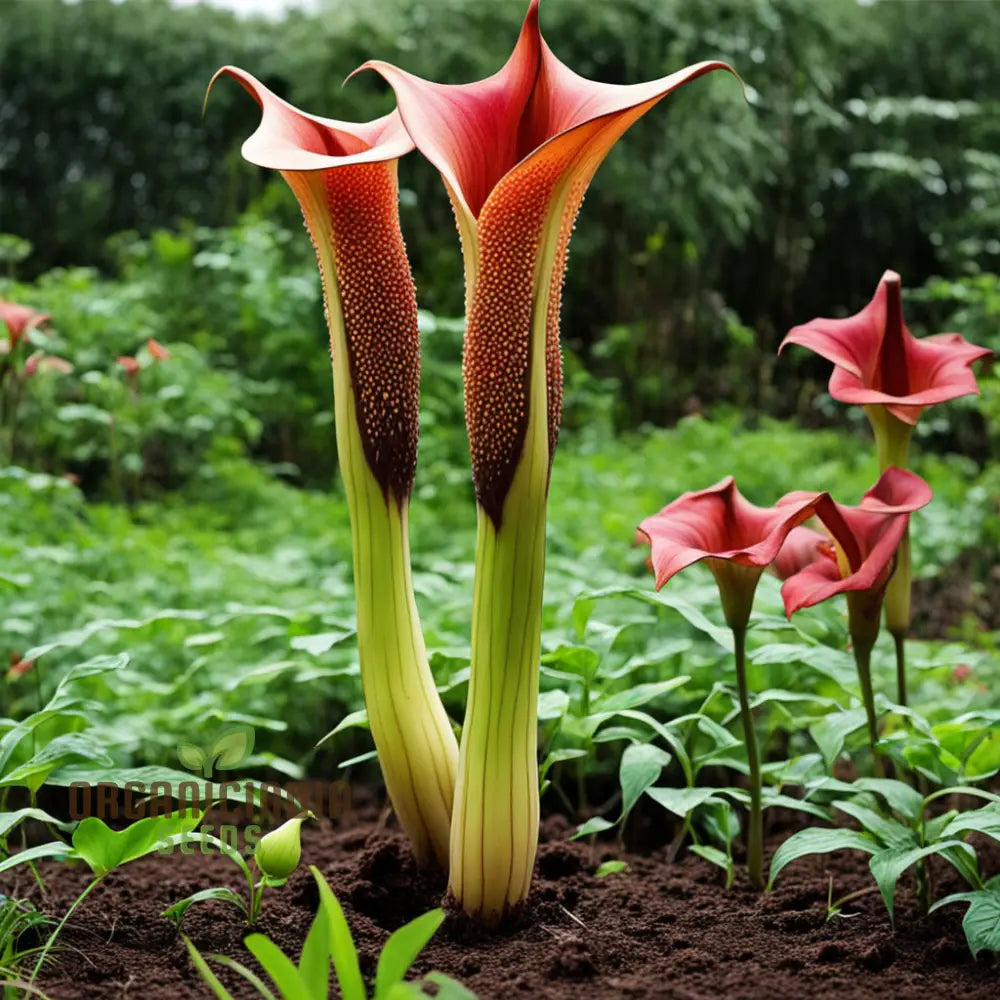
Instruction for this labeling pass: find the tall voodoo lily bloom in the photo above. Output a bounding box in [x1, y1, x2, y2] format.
[781, 468, 933, 767]
[362, 0, 737, 921]
[207, 68, 457, 870]
[781, 270, 990, 705]
[638, 478, 824, 889]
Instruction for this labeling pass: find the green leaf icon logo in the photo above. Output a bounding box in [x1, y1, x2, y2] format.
[210, 725, 255, 771]
[176, 742, 207, 774]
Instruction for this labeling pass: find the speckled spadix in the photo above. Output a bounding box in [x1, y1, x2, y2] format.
[207, 67, 457, 870]
[362, 0, 739, 923]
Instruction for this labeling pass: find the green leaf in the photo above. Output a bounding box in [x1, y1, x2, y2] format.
[810, 708, 869, 769]
[0, 840, 74, 875]
[941, 805, 1000, 844]
[767, 828, 877, 890]
[374, 909, 446, 997]
[297, 893, 331, 999]
[646, 785, 722, 817]
[182, 936, 237, 1000]
[310, 866, 365, 1000]
[595, 860, 628, 878]
[72, 810, 202, 877]
[1, 733, 114, 793]
[290, 629, 354, 655]
[572, 816, 614, 839]
[831, 800, 917, 849]
[930, 889, 1000, 959]
[619, 744, 671, 822]
[850, 778, 924, 822]
[419, 972, 478, 1000]
[162, 887, 247, 928]
[316, 710, 369, 748]
[596, 677, 689, 713]
[690, 845, 734, 887]
[245, 934, 308, 1000]
[0, 808, 68, 840]
[870, 841, 975, 926]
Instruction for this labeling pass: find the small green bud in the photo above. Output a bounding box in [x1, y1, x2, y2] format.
[254, 812, 312, 880]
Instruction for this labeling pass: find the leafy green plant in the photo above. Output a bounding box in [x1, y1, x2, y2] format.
[769, 775, 1000, 956]
[184, 865, 473, 999]
[164, 813, 313, 928]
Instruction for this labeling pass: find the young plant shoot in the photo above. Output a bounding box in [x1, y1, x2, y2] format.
[638, 477, 826, 888]
[362, 0, 737, 922]
[781, 270, 990, 706]
[207, 69, 458, 870]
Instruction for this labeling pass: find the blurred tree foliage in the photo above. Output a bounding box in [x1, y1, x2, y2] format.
[1, 0, 998, 425]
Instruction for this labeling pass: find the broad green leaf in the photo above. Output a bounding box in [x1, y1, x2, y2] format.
[298, 896, 331, 999]
[0, 840, 74, 875]
[646, 785, 721, 818]
[162, 887, 247, 927]
[930, 889, 1000, 959]
[941, 805, 1000, 843]
[619, 744, 671, 822]
[870, 840, 975, 926]
[311, 866, 365, 1000]
[831, 800, 917, 849]
[850, 778, 924, 822]
[72, 810, 202, 877]
[0, 808, 68, 840]
[810, 708, 869, 769]
[374, 909, 446, 997]
[537, 689, 570, 721]
[768, 828, 877, 889]
[596, 677, 688, 713]
[0, 733, 114, 793]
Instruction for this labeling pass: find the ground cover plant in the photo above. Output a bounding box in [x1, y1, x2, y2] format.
[2, 0, 1000, 998]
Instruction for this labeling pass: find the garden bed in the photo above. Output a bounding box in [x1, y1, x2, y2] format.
[5, 798, 996, 1000]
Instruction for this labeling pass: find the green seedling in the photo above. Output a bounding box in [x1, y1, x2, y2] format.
[164, 813, 313, 929]
[0, 896, 51, 996]
[768, 775, 1000, 956]
[184, 865, 474, 999]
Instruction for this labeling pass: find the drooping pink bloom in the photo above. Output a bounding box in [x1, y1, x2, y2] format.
[147, 338, 171, 361]
[117, 356, 140, 377]
[0, 300, 49, 351]
[24, 352, 74, 377]
[780, 270, 992, 426]
[780, 467, 932, 634]
[638, 477, 825, 629]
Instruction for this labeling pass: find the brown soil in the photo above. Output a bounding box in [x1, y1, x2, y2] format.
[2, 797, 997, 1000]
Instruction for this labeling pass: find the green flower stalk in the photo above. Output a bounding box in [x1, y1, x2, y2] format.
[781, 270, 991, 706]
[208, 68, 457, 870]
[364, 0, 736, 922]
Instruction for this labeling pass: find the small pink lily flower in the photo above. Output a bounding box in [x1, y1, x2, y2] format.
[146, 338, 171, 361]
[116, 355, 140, 377]
[0, 299, 49, 352]
[638, 477, 825, 630]
[780, 270, 991, 429]
[24, 352, 73, 377]
[781, 468, 932, 638]
[638, 476, 826, 889]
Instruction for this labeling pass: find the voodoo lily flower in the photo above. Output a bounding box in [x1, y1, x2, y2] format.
[638, 477, 824, 889]
[0, 299, 48, 352]
[770, 525, 833, 582]
[208, 67, 458, 870]
[363, 0, 738, 921]
[781, 269, 990, 703]
[781, 467, 933, 762]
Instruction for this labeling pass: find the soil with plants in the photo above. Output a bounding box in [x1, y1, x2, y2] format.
[6, 796, 996, 1000]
